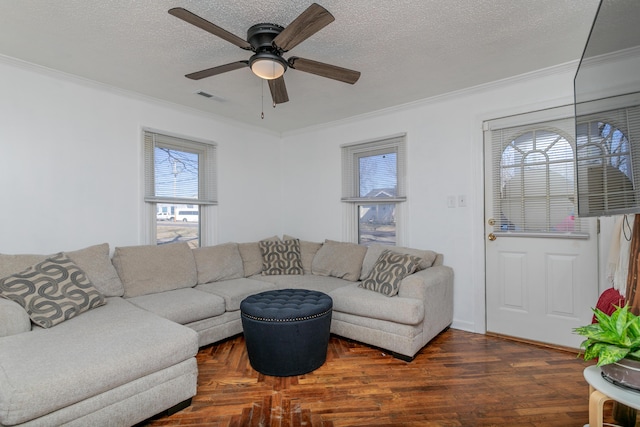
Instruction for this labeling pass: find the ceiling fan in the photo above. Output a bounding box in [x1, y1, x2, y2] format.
[168, 3, 361, 105]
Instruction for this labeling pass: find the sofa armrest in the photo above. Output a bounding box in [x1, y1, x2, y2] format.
[398, 265, 453, 301]
[398, 265, 454, 333]
[0, 298, 31, 337]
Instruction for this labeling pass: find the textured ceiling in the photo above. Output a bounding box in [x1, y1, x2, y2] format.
[0, 0, 601, 133]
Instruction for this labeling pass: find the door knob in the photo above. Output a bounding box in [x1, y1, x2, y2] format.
[488, 233, 497, 241]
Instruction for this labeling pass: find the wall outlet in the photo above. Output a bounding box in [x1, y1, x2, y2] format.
[447, 195, 456, 208]
[458, 195, 467, 207]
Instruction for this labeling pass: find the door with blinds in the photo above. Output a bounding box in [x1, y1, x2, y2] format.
[484, 110, 599, 349]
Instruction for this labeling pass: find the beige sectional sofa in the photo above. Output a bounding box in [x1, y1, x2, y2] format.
[0, 237, 453, 427]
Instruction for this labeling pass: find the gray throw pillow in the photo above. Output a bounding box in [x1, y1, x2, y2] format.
[0, 252, 106, 328]
[259, 239, 304, 275]
[283, 234, 323, 274]
[359, 244, 438, 280]
[359, 250, 422, 297]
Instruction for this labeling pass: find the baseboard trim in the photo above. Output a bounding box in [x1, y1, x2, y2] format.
[485, 332, 579, 354]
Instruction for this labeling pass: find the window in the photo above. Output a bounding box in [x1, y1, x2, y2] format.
[575, 104, 640, 216]
[494, 126, 580, 233]
[143, 131, 217, 247]
[341, 135, 407, 245]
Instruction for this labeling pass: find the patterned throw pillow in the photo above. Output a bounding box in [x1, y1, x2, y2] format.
[0, 252, 105, 328]
[359, 250, 422, 297]
[259, 239, 304, 275]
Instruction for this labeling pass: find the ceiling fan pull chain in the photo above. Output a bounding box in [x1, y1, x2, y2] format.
[261, 80, 265, 119]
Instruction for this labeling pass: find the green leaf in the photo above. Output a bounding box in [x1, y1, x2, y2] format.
[596, 345, 629, 366]
[615, 306, 632, 334]
[574, 305, 640, 364]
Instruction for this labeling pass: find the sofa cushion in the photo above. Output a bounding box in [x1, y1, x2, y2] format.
[112, 242, 197, 298]
[0, 253, 106, 328]
[0, 244, 124, 298]
[196, 278, 276, 311]
[0, 297, 198, 426]
[360, 244, 438, 280]
[359, 250, 422, 297]
[238, 236, 280, 276]
[193, 242, 244, 284]
[66, 243, 125, 297]
[283, 235, 323, 274]
[330, 283, 425, 325]
[252, 273, 352, 294]
[126, 288, 225, 324]
[0, 298, 31, 337]
[0, 253, 48, 279]
[311, 240, 367, 282]
[260, 238, 304, 275]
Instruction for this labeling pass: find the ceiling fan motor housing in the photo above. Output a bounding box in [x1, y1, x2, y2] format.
[247, 23, 287, 77]
[247, 23, 284, 51]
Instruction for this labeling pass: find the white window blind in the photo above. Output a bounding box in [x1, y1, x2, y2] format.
[490, 120, 583, 234]
[341, 135, 407, 202]
[144, 131, 217, 206]
[576, 105, 640, 216]
[341, 134, 407, 245]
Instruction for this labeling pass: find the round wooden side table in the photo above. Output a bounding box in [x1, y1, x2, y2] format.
[583, 365, 640, 427]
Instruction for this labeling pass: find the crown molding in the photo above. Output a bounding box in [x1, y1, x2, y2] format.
[283, 59, 580, 138]
[0, 53, 281, 138]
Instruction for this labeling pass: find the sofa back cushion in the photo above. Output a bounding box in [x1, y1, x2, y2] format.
[283, 235, 323, 274]
[0, 253, 47, 278]
[238, 236, 280, 277]
[359, 244, 438, 280]
[112, 242, 197, 298]
[0, 252, 106, 328]
[193, 242, 244, 284]
[311, 239, 367, 282]
[0, 243, 124, 297]
[66, 243, 124, 297]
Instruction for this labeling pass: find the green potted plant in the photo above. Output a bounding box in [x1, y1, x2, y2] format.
[574, 305, 640, 390]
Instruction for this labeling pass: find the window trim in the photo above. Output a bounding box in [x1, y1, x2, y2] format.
[341, 133, 407, 245]
[142, 129, 218, 246]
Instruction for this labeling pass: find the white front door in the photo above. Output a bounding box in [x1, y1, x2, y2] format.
[484, 112, 599, 349]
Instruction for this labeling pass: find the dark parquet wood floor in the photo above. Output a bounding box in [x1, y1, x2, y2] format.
[144, 329, 608, 427]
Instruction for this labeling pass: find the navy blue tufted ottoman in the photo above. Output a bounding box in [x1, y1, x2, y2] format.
[240, 289, 333, 376]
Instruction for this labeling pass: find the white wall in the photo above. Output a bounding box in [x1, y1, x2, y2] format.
[280, 65, 580, 333]
[1, 55, 606, 335]
[0, 58, 282, 254]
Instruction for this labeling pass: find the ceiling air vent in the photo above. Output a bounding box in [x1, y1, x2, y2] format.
[194, 90, 226, 102]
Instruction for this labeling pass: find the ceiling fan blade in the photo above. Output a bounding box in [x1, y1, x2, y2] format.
[268, 77, 289, 104]
[169, 7, 252, 51]
[185, 61, 248, 80]
[288, 57, 360, 84]
[272, 3, 334, 52]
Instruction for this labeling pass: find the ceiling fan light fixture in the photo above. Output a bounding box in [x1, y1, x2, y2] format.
[249, 53, 287, 80]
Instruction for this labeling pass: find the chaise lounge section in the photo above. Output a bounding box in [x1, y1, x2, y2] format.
[0, 237, 453, 426]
